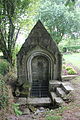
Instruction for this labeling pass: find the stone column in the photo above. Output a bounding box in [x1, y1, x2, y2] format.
[54, 52, 62, 81]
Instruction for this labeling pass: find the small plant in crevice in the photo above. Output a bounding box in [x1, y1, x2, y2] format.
[12, 103, 22, 116]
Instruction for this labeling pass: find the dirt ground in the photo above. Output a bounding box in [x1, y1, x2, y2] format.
[62, 76, 80, 120]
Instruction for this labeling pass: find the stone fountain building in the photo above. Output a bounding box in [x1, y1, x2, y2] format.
[17, 21, 73, 106]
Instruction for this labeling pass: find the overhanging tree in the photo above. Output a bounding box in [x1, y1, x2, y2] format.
[36, 0, 80, 44]
[0, 0, 39, 65]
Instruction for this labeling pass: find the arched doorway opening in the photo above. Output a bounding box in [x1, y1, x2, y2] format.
[30, 55, 50, 97]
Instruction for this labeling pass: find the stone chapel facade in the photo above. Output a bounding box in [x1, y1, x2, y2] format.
[17, 20, 62, 98]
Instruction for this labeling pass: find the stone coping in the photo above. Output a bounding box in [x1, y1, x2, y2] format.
[27, 97, 51, 105]
[62, 75, 79, 81]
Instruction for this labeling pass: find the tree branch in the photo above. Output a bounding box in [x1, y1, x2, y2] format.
[0, 29, 7, 49]
[13, 28, 20, 48]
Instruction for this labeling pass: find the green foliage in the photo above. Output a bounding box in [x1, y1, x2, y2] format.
[62, 46, 80, 52]
[65, 0, 75, 8]
[0, 0, 40, 65]
[67, 69, 77, 75]
[0, 59, 10, 75]
[20, 81, 30, 97]
[36, 0, 80, 44]
[12, 44, 21, 65]
[59, 37, 80, 52]
[0, 74, 8, 109]
[12, 103, 22, 116]
[65, 66, 77, 75]
[66, 66, 73, 71]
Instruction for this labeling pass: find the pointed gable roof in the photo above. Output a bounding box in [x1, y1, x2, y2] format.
[17, 20, 59, 57]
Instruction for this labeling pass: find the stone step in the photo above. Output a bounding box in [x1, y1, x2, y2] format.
[61, 82, 72, 86]
[50, 92, 64, 106]
[50, 92, 57, 102]
[49, 80, 61, 91]
[27, 97, 51, 106]
[54, 97, 64, 106]
[56, 87, 66, 98]
[61, 83, 74, 94]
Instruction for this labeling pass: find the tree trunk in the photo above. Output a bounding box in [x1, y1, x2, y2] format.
[2, 48, 13, 65]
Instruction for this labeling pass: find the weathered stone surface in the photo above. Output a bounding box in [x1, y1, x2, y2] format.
[16, 20, 62, 106]
[54, 97, 64, 105]
[17, 20, 62, 99]
[16, 98, 27, 105]
[61, 82, 73, 86]
[34, 108, 45, 115]
[28, 105, 37, 112]
[50, 92, 64, 106]
[61, 82, 74, 94]
[62, 75, 78, 81]
[50, 92, 57, 102]
[62, 85, 74, 94]
[27, 97, 51, 106]
[23, 108, 30, 115]
[56, 87, 65, 97]
[49, 80, 61, 91]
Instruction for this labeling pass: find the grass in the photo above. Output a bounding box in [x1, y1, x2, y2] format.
[63, 53, 80, 68]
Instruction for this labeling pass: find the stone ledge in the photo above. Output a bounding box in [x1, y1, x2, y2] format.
[56, 87, 66, 97]
[16, 97, 27, 105]
[62, 75, 78, 81]
[49, 80, 61, 91]
[27, 97, 51, 106]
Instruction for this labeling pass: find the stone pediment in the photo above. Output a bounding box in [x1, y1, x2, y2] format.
[17, 20, 59, 58]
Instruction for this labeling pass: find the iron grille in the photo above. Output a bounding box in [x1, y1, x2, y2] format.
[30, 80, 49, 97]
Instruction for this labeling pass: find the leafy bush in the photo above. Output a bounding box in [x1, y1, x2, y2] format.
[0, 74, 8, 109]
[65, 66, 77, 75]
[66, 66, 73, 71]
[63, 46, 80, 52]
[0, 59, 10, 75]
[67, 69, 77, 75]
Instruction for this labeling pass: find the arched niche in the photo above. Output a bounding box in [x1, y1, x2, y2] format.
[27, 52, 53, 97]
